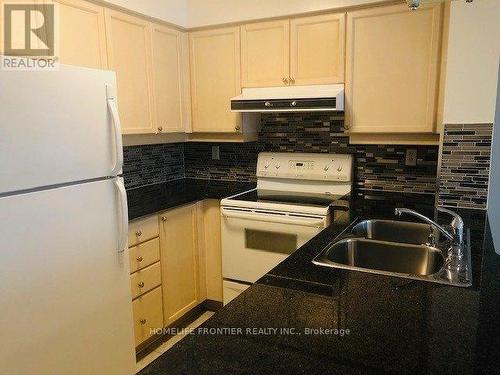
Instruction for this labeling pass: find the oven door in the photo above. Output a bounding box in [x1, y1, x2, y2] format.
[221, 206, 328, 283]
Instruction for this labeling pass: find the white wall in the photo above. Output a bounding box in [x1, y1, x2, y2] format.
[443, 0, 500, 124]
[186, 0, 387, 28]
[487, 65, 500, 254]
[103, 0, 188, 26]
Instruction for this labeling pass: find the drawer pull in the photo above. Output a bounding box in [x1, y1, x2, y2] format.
[161, 216, 167, 222]
[135, 230, 142, 237]
[136, 256, 143, 262]
[140, 319, 147, 325]
[138, 282, 145, 288]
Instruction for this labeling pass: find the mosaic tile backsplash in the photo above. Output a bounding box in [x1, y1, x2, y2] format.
[183, 113, 439, 193]
[124, 112, 440, 194]
[123, 143, 184, 189]
[184, 142, 264, 182]
[438, 123, 493, 209]
[259, 113, 439, 194]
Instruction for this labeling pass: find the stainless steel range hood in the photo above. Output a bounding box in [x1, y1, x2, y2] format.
[230, 84, 344, 113]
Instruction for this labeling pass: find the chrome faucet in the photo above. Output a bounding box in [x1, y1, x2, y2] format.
[395, 207, 465, 260]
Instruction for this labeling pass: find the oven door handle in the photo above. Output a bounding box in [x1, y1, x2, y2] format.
[221, 208, 325, 228]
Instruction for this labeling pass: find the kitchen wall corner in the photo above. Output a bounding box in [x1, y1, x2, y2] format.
[123, 143, 185, 189]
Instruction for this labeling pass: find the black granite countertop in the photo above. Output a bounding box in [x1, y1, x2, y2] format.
[138, 190, 500, 375]
[127, 178, 256, 220]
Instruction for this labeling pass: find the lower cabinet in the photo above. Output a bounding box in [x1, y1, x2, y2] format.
[159, 203, 200, 325]
[197, 200, 223, 303]
[132, 287, 164, 347]
[128, 201, 222, 348]
[130, 262, 162, 299]
[128, 216, 164, 347]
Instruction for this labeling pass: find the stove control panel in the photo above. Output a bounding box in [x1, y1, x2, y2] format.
[257, 152, 353, 182]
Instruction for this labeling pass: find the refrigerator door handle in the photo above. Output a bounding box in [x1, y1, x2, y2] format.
[114, 177, 128, 254]
[106, 84, 123, 176]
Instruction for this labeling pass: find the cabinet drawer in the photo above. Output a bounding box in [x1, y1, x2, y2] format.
[129, 237, 160, 273]
[132, 286, 163, 346]
[128, 215, 159, 246]
[130, 262, 162, 299]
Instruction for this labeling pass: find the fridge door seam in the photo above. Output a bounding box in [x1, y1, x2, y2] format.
[0, 176, 117, 198]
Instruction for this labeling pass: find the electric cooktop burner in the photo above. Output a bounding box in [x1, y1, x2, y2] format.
[226, 189, 347, 208]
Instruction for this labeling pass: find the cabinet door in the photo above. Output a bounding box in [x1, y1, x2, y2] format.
[159, 204, 199, 325]
[345, 4, 442, 133]
[197, 200, 223, 302]
[52, 0, 107, 68]
[290, 13, 345, 85]
[241, 20, 289, 87]
[151, 23, 185, 133]
[189, 27, 241, 133]
[105, 9, 154, 134]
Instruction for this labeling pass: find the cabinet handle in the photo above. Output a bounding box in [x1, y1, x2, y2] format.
[138, 281, 145, 288]
[290, 77, 295, 84]
[235, 124, 241, 131]
[135, 230, 142, 237]
[157, 126, 163, 132]
[161, 216, 167, 222]
[140, 319, 147, 325]
[282, 77, 289, 85]
[136, 256, 143, 262]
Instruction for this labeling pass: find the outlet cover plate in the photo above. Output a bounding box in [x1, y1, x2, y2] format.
[212, 145, 220, 160]
[406, 149, 417, 167]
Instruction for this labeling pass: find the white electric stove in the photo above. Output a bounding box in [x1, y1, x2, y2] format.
[220, 152, 353, 304]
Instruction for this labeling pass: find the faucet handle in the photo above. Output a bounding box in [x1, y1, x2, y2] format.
[437, 207, 464, 244]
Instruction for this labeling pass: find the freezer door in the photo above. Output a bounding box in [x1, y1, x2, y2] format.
[0, 178, 136, 375]
[0, 65, 123, 195]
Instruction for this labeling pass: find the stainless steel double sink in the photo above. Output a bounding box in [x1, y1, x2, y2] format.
[313, 219, 471, 287]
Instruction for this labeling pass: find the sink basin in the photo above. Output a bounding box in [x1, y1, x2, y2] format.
[313, 217, 472, 287]
[313, 238, 444, 276]
[351, 220, 434, 245]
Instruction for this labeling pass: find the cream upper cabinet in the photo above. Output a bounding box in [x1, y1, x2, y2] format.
[290, 13, 345, 85]
[189, 26, 241, 133]
[159, 204, 199, 325]
[105, 9, 154, 134]
[151, 23, 186, 133]
[241, 20, 289, 87]
[345, 4, 443, 133]
[52, 0, 107, 68]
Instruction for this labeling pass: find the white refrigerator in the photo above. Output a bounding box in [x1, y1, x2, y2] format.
[0, 65, 136, 374]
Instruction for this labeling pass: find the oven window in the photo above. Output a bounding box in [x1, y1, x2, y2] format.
[245, 229, 297, 254]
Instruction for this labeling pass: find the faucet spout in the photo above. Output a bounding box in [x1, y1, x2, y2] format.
[394, 208, 454, 242]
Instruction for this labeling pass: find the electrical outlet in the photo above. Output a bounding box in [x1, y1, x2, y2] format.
[405, 149, 417, 167]
[211, 145, 220, 160]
